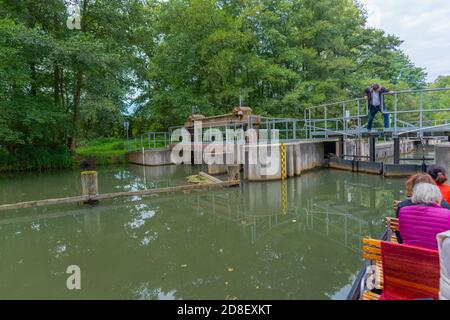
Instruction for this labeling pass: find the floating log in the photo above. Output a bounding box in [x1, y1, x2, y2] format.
[0, 180, 239, 212]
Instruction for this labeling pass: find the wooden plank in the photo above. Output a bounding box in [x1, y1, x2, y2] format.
[362, 253, 382, 261]
[363, 246, 382, 255]
[363, 291, 380, 300]
[362, 238, 381, 247]
[0, 181, 239, 213]
[199, 171, 224, 184]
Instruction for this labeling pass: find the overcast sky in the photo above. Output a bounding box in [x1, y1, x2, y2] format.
[359, 0, 450, 82]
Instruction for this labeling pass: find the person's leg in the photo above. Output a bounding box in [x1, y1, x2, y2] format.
[382, 107, 390, 128]
[367, 107, 377, 130]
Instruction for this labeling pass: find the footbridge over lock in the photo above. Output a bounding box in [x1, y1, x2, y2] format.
[126, 88, 450, 179]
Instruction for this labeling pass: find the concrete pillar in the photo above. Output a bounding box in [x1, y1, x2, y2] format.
[435, 143, 450, 169]
[81, 171, 99, 204]
[227, 165, 240, 182]
[354, 138, 365, 159]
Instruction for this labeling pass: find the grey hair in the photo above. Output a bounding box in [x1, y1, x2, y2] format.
[411, 183, 442, 205]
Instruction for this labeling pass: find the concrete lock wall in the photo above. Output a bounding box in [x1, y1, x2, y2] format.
[127, 148, 173, 166]
[435, 143, 450, 169]
[245, 141, 324, 182]
[344, 139, 415, 160]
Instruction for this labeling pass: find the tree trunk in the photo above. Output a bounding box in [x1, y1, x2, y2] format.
[69, 0, 89, 151]
[70, 71, 83, 151]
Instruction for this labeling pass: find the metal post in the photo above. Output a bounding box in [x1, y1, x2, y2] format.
[285, 121, 288, 140]
[369, 135, 376, 162]
[393, 135, 400, 165]
[394, 93, 398, 135]
[304, 109, 308, 139]
[324, 107, 328, 138]
[309, 109, 312, 139]
[293, 121, 297, 140]
[342, 104, 346, 133]
[357, 100, 361, 138]
[419, 93, 423, 138]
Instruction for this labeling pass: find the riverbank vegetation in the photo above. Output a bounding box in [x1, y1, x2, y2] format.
[0, 0, 447, 172]
[75, 138, 127, 166]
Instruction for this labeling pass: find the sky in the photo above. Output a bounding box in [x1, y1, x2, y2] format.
[359, 0, 450, 82]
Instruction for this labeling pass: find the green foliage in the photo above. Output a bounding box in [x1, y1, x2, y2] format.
[0, 0, 140, 170]
[76, 137, 126, 157]
[132, 0, 429, 132]
[75, 137, 127, 166]
[0, 0, 441, 171]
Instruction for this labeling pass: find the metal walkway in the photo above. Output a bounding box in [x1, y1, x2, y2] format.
[127, 87, 450, 152]
[304, 88, 450, 139]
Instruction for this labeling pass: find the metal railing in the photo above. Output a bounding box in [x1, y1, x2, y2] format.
[126, 88, 450, 152]
[304, 98, 368, 139]
[128, 117, 308, 152]
[126, 132, 171, 152]
[304, 88, 450, 138]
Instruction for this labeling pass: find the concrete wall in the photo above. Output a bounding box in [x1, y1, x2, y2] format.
[202, 163, 228, 175]
[344, 139, 415, 160]
[127, 148, 173, 166]
[245, 141, 324, 182]
[435, 143, 450, 169]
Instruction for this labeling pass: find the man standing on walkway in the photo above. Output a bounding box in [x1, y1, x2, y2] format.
[363, 84, 395, 132]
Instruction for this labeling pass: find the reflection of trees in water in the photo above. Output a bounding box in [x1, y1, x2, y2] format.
[0, 170, 405, 299]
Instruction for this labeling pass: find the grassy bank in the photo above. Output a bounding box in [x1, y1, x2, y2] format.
[75, 138, 128, 166]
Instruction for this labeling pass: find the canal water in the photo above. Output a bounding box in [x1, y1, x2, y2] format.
[0, 165, 405, 299]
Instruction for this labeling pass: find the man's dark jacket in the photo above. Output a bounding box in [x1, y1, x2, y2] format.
[364, 87, 390, 109]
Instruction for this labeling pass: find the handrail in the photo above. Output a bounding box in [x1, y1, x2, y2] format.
[306, 98, 366, 110]
[304, 87, 450, 138]
[305, 124, 356, 137]
[397, 123, 450, 136]
[385, 87, 450, 94]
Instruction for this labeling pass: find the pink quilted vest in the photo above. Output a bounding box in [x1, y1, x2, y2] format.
[399, 204, 450, 250]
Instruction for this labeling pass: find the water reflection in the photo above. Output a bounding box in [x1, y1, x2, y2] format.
[0, 166, 404, 299]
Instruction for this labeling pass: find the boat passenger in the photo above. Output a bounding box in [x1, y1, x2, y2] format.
[427, 165, 450, 203]
[398, 183, 450, 250]
[397, 173, 450, 219]
[437, 231, 450, 300]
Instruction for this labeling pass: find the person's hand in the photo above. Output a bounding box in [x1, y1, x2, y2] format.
[363, 95, 368, 100]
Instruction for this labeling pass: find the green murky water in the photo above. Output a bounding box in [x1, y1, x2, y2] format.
[0, 165, 405, 300]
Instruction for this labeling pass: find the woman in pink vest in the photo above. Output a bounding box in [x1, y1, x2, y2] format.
[399, 183, 450, 250]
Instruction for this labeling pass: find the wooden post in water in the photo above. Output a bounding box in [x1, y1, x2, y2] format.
[81, 171, 99, 204]
[227, 165, 240, 182]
